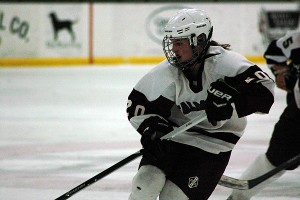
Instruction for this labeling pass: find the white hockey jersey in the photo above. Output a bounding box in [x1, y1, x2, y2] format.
[127, 45, 275, 154]
[264, 31, 300, 108]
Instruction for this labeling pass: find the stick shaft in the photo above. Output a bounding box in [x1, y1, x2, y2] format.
[247, 153, 300, 189]
[219, 154, 300, 190]
[55, 115, 207, 200]
[161, 115, 207, 140]
[55, 151, 141, 200]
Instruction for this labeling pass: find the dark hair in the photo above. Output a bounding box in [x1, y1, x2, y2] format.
[210, 40, 231, 50]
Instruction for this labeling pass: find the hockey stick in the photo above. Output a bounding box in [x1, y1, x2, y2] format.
[219, 153, 300, 190]
[55, 115, 207, 200]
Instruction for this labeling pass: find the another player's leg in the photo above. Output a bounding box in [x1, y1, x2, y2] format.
[228, 100, 300, 200]
[227, 154, 285, 200]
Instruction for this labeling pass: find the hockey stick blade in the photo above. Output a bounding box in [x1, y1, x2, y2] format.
[55, 115, 207, 200]
[218, 154, 300, 190]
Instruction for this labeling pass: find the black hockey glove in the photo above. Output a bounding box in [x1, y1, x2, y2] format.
[139, 116, 173, 162]
[141, 131, 167, 162]
[205, 79, 240, 126]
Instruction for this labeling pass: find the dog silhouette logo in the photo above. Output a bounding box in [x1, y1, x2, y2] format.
[49, 12, 78, 42]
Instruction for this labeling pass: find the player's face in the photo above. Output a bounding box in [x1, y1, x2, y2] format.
[171, 38, 193, 63]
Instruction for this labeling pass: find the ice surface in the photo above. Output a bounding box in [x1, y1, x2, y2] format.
[0, 65, 299, 200]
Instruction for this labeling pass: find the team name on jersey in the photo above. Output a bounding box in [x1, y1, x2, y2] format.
[178, 100, 206, 114]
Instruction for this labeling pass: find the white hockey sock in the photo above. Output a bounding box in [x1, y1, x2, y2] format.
[229, 154, 285, 200]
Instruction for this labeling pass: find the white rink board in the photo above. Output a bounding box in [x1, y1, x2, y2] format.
[0, 2, 299, 59]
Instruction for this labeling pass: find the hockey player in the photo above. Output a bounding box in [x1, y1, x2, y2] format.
[227, 31, 300, 200]
[126, 9, 275, 200]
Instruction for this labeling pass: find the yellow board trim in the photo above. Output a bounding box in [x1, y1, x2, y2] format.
[0, 58, 89, 67]
[246, 56, 266, 64]
[93, 57, 126, 65]
[0, 56, 266, 67]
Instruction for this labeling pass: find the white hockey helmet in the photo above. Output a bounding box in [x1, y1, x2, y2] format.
[163, 9, 213, 70]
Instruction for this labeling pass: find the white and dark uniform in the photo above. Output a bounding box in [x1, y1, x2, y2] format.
[264, 31, 300, 167]
[127, 45, 275, 200]
[228, 31, 300, 200]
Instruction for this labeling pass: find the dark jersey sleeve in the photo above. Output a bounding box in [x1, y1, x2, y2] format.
[225, 65, 275, 117]
[127, 89, 175, 134]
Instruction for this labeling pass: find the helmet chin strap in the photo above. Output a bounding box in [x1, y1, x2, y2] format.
[181, 27, 213, 71]
[182, 34, 212, 71]
[190, 33, 198, 47]
[178, 45, 207, 71]
[195, 27, 213, 65]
